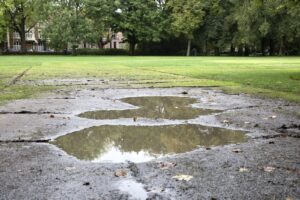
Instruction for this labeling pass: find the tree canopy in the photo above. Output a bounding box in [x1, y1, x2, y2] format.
[1, 0, 300, 55]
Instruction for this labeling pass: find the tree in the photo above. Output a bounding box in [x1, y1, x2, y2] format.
[167, 0, 205, 56]
[41, 0, 97, 55]
[0, 6, 6, 42]
[112, 0, 163, 55]
[0, 0, 41, 53]
[85, 0, 115, 48]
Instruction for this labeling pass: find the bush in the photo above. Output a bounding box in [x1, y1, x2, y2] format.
[76, 48, 129, 55]
[2, 48, 129, 56]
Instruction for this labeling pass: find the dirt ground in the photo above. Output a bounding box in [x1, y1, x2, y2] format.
[0, 83, 299, 200]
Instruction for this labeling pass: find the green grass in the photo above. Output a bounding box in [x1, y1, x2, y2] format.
[0, 55, 299, 103]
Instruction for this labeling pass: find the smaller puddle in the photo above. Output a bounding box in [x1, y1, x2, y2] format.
[51, 125, 247, 163]
[117, 179, 148, 200]
[78, 96, 217, 120]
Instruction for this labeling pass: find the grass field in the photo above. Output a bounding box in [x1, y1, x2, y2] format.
[0, 56, 299, 103]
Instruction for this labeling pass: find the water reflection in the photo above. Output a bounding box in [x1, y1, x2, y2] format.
[78, 96, 217, 120]
[52, 125, 246, 163]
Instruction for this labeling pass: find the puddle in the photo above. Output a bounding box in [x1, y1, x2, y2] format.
[51, 125, 247, 163]
[78, 96, 217, 120]
[117, 179, 148, 200]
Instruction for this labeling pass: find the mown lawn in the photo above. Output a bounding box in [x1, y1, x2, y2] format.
[0, 56, 299, 103]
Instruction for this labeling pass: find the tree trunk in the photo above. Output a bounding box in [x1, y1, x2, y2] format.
[261, 38, 266, 56]
[244, 45, 250, 56]
[230, 44, 235, 56]
[237, 45, 243, 56]
[72, 45, 77, 56]
[269, 39, 275, 56]
[214, 46, 220, 56]
[19, 17, 27, 53]
[186, 39, 191, 56]
[129, 42, 136, 55]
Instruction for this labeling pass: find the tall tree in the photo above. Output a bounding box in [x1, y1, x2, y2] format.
[0, 0, 41, 53]
[0, 6, 6, 42]
[167, 0, 205, 56]
[112, 0, 163, 55]
[41, 0, 95, 55]
[85, 0, 115, 48]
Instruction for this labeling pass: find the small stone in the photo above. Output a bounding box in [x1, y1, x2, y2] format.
[232, 148, 242, 153]
[133, 116, 138, 122]
[172, 174, 193, 181]
[159, 162, 176, 170]
[50, 115, 55, 118]
[239, 167, 249, 172]
[83, 182, 90, 186]
[263, 166, 275, 172]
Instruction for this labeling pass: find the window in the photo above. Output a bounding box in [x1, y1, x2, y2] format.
[13, 32, 20, 39]
[26, 30, 33, 39]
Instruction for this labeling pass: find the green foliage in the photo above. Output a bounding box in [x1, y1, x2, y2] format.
[0, 0, 42, 52]
[112, 0, 164, 54]
[167, 0, 205, 39]
[41, 0, 103, 54]
[0, 6, 6, 43]
[76, 48, 128, 55]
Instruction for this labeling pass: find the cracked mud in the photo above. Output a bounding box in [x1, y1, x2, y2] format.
[0, 86, 299, 200]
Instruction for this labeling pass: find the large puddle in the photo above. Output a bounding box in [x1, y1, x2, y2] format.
[51, 125, 247, 163]
[78, 96, 217, 120]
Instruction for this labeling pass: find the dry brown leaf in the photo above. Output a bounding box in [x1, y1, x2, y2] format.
[115, 169, 127, 177]
[65, 167, 76, 171]
[222, 120, 230, 124]
[239, 167, 249, 172]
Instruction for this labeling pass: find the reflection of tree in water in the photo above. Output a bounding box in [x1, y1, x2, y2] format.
[78, 96, 218, 120]
[52, 125, 246, 161]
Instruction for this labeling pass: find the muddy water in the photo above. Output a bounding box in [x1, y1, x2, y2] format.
[78, 96, 218, 120]
[51, 125, 246, 163]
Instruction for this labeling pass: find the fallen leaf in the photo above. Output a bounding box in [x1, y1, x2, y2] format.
[133, 116, 138, 122]
[172, 174, 193, 181]
[271, 115, 277, 119]
[159, 162, 176, 170]
[286, 197, 294, 200]
[147, 187, 165, 193]
[115, 169, 127, 177]
[65, 167, 76, 171]
[222, 120, 230, 124]
[181, 91, 188, 95]
[263, 166, 275, 172]
[239, 167, 249, 172]
[244, 122, 250, 124]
